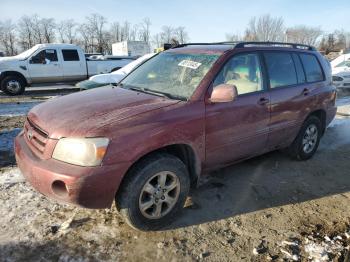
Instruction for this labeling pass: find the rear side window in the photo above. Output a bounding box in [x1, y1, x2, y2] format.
[292, 53, 306, 83]
[62, 49, 80, 61]
[299, 54, 324, 82]
[264, 52, 297, 88]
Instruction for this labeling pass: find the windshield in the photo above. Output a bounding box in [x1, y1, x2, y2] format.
[120, 52, 220, 100]
[15, 45, 39, 60]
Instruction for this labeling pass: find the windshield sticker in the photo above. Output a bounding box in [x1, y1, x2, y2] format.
[178, 60, 202, 69]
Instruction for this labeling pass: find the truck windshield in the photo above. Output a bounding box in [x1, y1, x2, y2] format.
[120, 52, 220, 100]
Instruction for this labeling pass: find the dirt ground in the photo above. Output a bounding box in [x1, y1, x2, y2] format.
[1, 88, 350, 261]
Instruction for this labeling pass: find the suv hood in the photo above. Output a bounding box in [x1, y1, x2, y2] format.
[28, 86, 180, 139]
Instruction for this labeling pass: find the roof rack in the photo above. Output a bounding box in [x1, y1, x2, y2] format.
[170, 41, 316, 51]
[234, 41, 316, 51]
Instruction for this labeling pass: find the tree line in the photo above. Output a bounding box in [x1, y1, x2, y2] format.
[0, 13, 189, 56]
[226, 14, 350, 54]
[1, 13, 349, 56]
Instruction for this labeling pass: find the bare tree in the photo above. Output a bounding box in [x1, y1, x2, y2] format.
[286, 25, 322, 45]
[57, 19, 77, 43]
[160, 26, 174, 43]
[41, 18, 56, 43]
[225, 33, 242, 42]
[121, 21, 130, 41]
[78, 23, 95, 53]
[0, 20, 17, 55]
[85, 13, 108, 53]
[152, 33, 162, 48]
[244, 14, 285, 42]
[319, 30, 350, 54]
[139, 17, 151, 43]
[110, 21, 122, 43]
[129, 24, 139, 41]
[175, 26, 189, 44]
[31, 15, 44, 44]
[17, 15, 36, 49]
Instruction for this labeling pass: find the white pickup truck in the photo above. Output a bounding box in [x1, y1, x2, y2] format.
[0, 43, 135, 95]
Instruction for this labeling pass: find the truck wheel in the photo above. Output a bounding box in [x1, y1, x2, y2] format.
[287, 116, 321, 160]
[116, 153, 190, 231]
[1, 75, 25, 95]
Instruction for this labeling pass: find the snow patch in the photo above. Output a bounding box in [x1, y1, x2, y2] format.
[0, 167, 25, 185]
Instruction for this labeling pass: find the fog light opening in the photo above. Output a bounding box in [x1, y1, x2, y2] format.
[52, 180, 68, 197]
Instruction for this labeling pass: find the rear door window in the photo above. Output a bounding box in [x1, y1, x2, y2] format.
[263, 52, 298, 88]
[62, 49, 80, 61]
[299, 53, 324, 82]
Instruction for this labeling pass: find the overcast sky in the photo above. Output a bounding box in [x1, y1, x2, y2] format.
[2, 0, 350, 42]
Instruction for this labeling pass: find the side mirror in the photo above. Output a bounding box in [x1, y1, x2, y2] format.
[209, 84, 238, 103]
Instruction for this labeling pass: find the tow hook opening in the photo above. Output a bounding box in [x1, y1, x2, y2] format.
[52, 180, 68, 197]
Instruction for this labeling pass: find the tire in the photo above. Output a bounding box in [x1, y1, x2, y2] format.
[287, 115, 322, 160]
[116, 153, 190, 231]
[1, 75, 25, 95]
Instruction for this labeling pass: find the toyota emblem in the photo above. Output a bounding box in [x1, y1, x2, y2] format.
[27, 129, 33, 140]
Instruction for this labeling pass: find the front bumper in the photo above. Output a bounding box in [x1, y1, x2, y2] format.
[15, 132, 131, 209]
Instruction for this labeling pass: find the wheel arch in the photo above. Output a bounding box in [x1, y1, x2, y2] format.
[306, 109, 327, 135]
[117, 143, 202, 196]
[0, 71, 28, 87]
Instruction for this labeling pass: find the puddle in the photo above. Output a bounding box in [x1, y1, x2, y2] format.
[0, 102, 40, 117]
[0, 128, 21, 152]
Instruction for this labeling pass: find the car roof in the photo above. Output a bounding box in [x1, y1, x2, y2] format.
[166, 44, 234, 55]
[166, 41, 317, 55]
[34, 43, 79, 49]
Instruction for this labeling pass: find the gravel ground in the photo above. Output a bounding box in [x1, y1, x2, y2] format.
[0, 88, 350, 261]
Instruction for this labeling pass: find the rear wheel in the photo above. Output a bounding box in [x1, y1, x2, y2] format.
[1, 75, 25, 95]
[287, 116, 322, 160]
[116, 153, 190, 231]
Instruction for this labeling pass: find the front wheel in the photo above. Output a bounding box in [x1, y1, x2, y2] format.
[116, 153, 190, 231]
[287, 116, 322, 160]
[1, 75, 26, 95]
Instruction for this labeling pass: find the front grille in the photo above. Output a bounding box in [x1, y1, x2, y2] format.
[24, 118, 48, 156]
[344, 83, 350, 86]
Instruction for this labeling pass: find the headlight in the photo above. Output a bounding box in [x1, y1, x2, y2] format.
[52, 137, 109, 166]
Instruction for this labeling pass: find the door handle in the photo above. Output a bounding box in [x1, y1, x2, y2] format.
[258, 97, 269, 105]
[302, 88, 309, 96]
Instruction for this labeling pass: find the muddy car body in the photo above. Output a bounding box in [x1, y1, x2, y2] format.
[15, 42, 337, 230]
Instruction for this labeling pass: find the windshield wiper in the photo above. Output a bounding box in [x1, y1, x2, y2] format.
[144, 88, 186, 101]
[111, 82, 123, 87]
[128, 86, 168, 98]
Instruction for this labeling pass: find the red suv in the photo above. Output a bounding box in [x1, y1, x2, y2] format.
[15, 42, 337, 231]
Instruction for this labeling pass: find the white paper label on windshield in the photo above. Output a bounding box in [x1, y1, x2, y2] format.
[178, 60, 202, 69]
